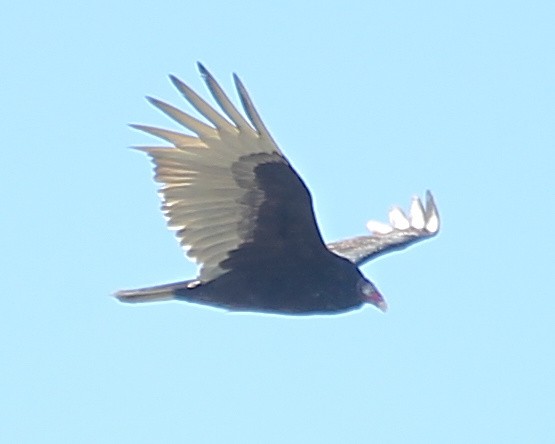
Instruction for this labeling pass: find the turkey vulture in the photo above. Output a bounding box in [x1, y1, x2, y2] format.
[116, 63, 439, 315]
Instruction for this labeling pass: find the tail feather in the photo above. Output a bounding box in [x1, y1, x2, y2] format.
[114, 280, 197, 303]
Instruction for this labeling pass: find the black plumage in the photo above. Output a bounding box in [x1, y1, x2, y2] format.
[116, 63, 439, 315]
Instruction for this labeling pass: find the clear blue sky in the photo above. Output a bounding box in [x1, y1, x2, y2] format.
[2, 1, 554, 443]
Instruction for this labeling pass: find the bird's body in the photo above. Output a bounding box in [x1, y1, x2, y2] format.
[178, 253, 367, 314]
[116, 63, 439, 315]
[119, 254, 366, 314]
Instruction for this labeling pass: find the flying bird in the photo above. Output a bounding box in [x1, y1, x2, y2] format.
[116, 63, 439, 315]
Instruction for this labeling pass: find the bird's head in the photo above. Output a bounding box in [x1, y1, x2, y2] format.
[358, 278, 387, 312]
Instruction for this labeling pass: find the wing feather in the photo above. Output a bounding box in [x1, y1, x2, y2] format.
[197, 62, 255, 133]
[134, 65, 324, 282]
[146, 97, 217, 139]
[327, 192, 440, 266]
[130, 124, 206, 148]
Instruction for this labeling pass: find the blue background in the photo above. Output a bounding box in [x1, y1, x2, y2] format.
[2, 1, 554, 442]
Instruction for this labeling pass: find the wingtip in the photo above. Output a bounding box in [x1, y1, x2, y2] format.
[197, 61, 208, 75]
[197, 62, 216, 86]
[389, 206, 410, 230]
[128, 123, 156, 142]
[129, 123, 153, 133]
[145, 95, 161, 107]
[409, 196, 426, 229]
[168, 73, 180, 88]
[425, 190, 435, 207]
[365, 191, 440, 236]
[232, 72, 244, 92]
[424, 191, 440, 234]
[197, 63, 222, 93]
[366, 220, 394, 234]
[168, 74, 193, 99]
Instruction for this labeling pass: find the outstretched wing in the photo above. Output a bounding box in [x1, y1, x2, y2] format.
[327, 191, 439, 266]
[133, 64, 327, 283]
